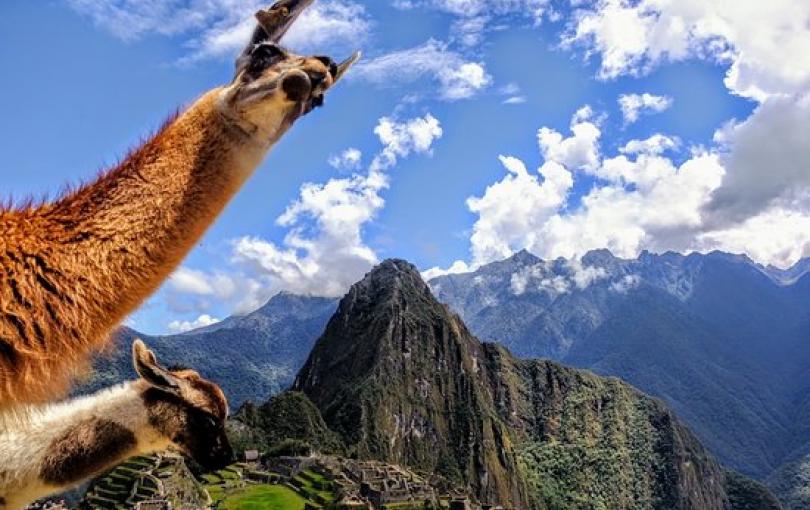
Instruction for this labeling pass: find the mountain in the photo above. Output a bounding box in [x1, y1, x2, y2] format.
[80, 292, 338, 407]
[288, 259, 777, 509]
[429, 250, 810, 505]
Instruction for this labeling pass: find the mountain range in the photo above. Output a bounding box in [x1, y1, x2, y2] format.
[242, 259, 778, 509]
[84, 250, 810, 507]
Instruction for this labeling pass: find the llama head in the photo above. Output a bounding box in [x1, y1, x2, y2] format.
[132, 340, 233, 471]
[218, 0, 360, 143]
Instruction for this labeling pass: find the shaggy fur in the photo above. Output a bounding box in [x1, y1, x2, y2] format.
[0, 46, 345, 413]
[0, 340, 231, 510]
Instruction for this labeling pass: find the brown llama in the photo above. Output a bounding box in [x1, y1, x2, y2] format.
[0, 0, 360, 414]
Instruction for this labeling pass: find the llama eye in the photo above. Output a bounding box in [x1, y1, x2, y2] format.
[206, 416, 219, 429]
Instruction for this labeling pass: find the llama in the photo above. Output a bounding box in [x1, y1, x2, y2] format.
[0, 340, 233, 510]
[0, 0, 360, 414]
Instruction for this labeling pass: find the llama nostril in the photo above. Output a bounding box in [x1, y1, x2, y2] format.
[308, 71, 327, 88]
[282, 72, 312, 103]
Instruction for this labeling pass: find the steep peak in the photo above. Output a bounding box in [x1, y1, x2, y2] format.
[581, 248, 618, 266]
[508, 249, 542, 266]
[349, 259, 432, 301]
[256, 290, 336, 316]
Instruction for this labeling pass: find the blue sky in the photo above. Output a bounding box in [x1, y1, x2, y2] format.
[2, 0, 808, 334]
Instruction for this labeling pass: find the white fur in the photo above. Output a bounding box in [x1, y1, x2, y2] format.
[0, 382, 172, 510]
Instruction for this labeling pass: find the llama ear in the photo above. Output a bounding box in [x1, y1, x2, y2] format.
[132, 339, 181, 393]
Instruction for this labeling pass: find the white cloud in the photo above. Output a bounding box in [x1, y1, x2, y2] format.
[618, 93, 673, 124]
[439, 101, 809, 270]
[610, 274, 641, 293]
[230, 113, 443, 297]
[328, 148, 363, 171]
[372, 114, 444, 169]
[500, 83, 527, 105]
[503, 96, 528, 105]
[467, 155, 573, 265]
[569, 260, 608, 289]
[559, 0, 810, 270]
[538, 105, 601, 172]
[168, 267, 236, 299]
[621, 134, 679, 155]
[422, 260, 472, 281]
[168, 314, 221, 333]
[564, 0, 810, 101]
[352, 40, 492, 100]
[394, 0, 550, 44]
[509, 259, 607, 296]
[397, 0, 549, 18]
[697, 208, 810, 270]
[706, 94, 810, 226]
[68, 0, 371, 63]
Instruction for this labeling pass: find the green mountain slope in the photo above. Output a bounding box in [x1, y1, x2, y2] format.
[291, 259, 777, 509]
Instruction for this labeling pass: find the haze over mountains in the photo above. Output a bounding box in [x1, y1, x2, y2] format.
[244, 259, 779, 509]
[86, 250, 810, 507]
[429, 249, 810, 507]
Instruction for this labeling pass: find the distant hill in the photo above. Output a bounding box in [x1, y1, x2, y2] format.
[285, 259, 778, 509]
[80, 292, 337, 407]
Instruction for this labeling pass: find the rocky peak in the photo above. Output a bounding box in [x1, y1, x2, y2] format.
[581, 248, 619, 266]
[508, 249, 542, 266]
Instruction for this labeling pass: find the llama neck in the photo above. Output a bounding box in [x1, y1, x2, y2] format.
[0, 383, 172, 508]
[32, 382, 169, 454]
[44, 89, 270, 337]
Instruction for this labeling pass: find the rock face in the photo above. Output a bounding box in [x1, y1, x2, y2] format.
[294, 260, 530, 507]
[293, 259, 772, 509]
[429, 250, 810, 489]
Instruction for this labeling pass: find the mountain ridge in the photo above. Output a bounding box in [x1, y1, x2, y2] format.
[428, 249, 810, 507]
[288, 258, 778, 509]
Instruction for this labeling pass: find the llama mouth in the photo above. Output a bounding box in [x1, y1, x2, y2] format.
[235, 1, 361, 94]
[253, 0, 316, 43]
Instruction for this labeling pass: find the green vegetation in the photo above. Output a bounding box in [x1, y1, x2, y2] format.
[233, 391, 344, 455]
[220, 485, 307, 510]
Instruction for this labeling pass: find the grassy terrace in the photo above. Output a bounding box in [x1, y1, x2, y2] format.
[220, 485, 307, 510]
[80, 456, 161, 509]
[203, 465, 338, 509]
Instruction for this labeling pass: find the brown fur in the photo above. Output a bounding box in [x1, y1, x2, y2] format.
[40, 418, 136, 485]
[0, 50, 340, 412]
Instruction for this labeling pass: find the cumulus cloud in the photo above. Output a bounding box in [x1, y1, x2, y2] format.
[621, 134, 679, 155]
[422, 260, 472, 281]
[554, 0, 810, 268]
[433, 102, 808, 270]
[564, 0, 810, 100]
[618, 93, 673, 124]
[67, 0, 371, 63]
[352, 40, 492, 100]
[168, 267, 237, 299]
[230, 113, 443, 297]
[538, 105, 601, 172]
[328, 148, 363, 171]
[467, 155, 574, 265]
[706, 95, 810, 226]
[697, 208, 810, 270]
[168, 314, 220, 333]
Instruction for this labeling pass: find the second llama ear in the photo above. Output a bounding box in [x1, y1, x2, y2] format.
[132, 339, 181, 393]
